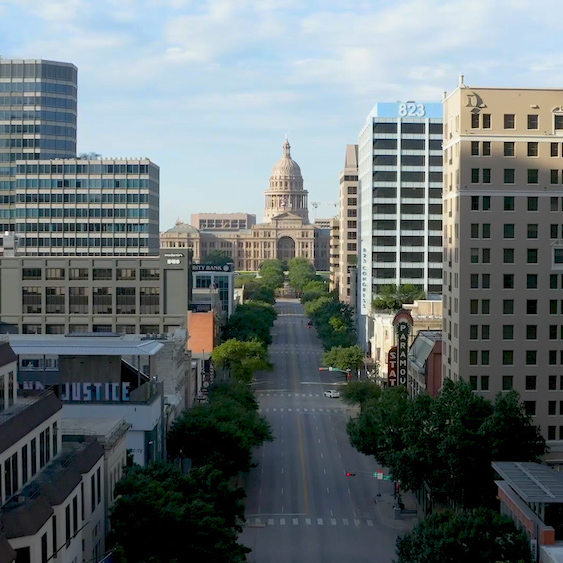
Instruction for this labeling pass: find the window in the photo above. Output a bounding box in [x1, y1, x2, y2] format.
[503, 249, 514, 263]
[526, 325, 538, 339]
[73, 496, 78, 535]
[551, 170, 559, 184]
[549, 402, 557, 416]
[91, 474, 96, 512]
[550, 375, 557, 390]
[503, 325, 514, 340]
[93, 268, 112, 281]
[41, 533, 47, 563]
[470, 274, 479, 289]
[527, 142, 539, 157]
[504, 142, 515, 156]
[482, 274, 490, 289]
[46, 268, 65, 280]
[116, 268, 136, 281]
[140, 268, 160, 281]
[471, 141, 479, 155]
[551, 197, 559, 212]
[469, 351, 478, 365]
[504, 114, 515, 129]
[527, 249, 538, 263]
[524, 401, 536, 416]
[527, 224, 538, 238]
[526, 375, 537, 390]
[482, 224, 490, 238]
[502, 376, 513, 391]
[470, 325, 478, 340]
[482, 142, 491, 156]
[503, 350, 514, 365]
[550, 350, 557, 365]
[471, 169, 479, 183]
[481, 375, 489, 390]
[482, 300, 490, 314]
[555, 115, 563, 131]
[470, 248, 479, 263]
[503, 300, 514, 315]
[31, 438, 36, 476]
[97, 467, 101, 504]
[527, 300, 538, 314]
[552, 142, 559, 157]
[65, 504, 71, 545]
[527, 274, 538, 289]
[140, 287, 160, 315]
[504, 169, 515, 183]
[481, 351, 490, 366]
[528, 114, 539, 129]
[93, 288, 112, 314]
[555, 247, 563, 264]
[483, 196, 491, 210]
[471, 113, 479, 129]
[549, 426, 557, 440]
[469, 376, 478, 390]
[470, 300, 478, 314]
[482, 168, 491, 183]
[471, 224, 479, 238]
[482, 248, 490, 263]
[528, 170, 539, 184]
[550, 325, 558, 339]
[22, 444, 28, 485]
[526, 350, 537, 365]
[503, 274, 514, 289]
[504, 224, 515, 238]
[550, 300, 558, 314]
[470, 195, 479, 210]
[504, 197, 515, 211]
[551, 224, 559, 239]
[483, 114, 491, 128]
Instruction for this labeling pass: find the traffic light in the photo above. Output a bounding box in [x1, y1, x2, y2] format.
[346, 472, 356, 477]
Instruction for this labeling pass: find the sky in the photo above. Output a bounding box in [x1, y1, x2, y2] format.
[0, 0, 561, 230]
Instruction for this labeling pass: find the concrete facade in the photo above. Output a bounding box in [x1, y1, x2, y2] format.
[442, 84, 563, 457]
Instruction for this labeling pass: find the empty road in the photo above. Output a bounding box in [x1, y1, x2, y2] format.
[240, 298, 401, 563]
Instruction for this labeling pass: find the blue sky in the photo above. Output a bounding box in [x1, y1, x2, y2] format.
[1, 0, 561, 229]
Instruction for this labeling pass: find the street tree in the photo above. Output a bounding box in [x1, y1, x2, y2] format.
[372, 284, 425, 312]
[301, 280, 329, 303]
[287, 257, 316, 292]
[222, 302, 277, 347]
[395, 508, 532, 563]
[240, 279, 275, 304]
[259, 259, 285, 289]
[167, 387, 273, 476]
[202, 250, 233, 266]
[340, 380, 381, 410]
[211, 338, 272, 383]
[322, 345, 364, 373]
[109, 462, 250, 563]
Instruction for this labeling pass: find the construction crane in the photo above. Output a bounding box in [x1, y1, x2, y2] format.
[311, 201, 338, 222]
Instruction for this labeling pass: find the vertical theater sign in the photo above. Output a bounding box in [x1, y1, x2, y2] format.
[392, 309, 413, 387]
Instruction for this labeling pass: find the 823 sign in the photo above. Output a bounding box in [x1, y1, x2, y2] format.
[398, 102, 425, 117]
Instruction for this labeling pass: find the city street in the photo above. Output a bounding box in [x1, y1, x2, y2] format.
[240, 298, 402, 563]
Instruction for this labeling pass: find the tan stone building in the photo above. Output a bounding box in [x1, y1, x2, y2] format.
[442, 82, 563, 458]
[161, 139, 330, 271]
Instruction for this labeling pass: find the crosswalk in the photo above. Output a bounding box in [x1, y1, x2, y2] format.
[245, 516, 374, 528]
[256, 392, 340, 397]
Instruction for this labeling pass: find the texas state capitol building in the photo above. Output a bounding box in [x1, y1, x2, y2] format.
[161, 139, 331, 271]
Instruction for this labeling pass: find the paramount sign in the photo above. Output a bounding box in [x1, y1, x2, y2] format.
[392, 310, 413, 387]
[387, 346, 397, 386]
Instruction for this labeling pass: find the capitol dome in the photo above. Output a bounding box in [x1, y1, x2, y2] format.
[271, 139, 302, 179]
[165, 219, 199, 234]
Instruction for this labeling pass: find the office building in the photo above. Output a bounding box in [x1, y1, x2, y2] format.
[0, 58, 160, 255]
[334, 144, 358, 302]
[357, 101, 443, 344]
[442, 84, 563, 456]
[161, 139, 330, 271]
[0, 248, 191, 335]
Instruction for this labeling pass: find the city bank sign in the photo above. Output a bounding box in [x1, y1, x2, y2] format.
[193, 264, 234, 272]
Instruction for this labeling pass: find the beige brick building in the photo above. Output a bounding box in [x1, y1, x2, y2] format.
[442, 82, 563, 458]
[161, 139, 330, 271]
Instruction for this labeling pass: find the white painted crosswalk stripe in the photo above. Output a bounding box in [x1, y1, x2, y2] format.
[330, 518, 337, 525]
[293, 518, 298, 525]
[280, 518, 285, 526]
[268, 518, 274, 526]
[246, 517, 373, 527]
[354, 519, 360, 526]
[367, 520, 373, 527]
[317, 518, 323, 525]
[305, 518, 311, 525]
[343, 518, 349, 526]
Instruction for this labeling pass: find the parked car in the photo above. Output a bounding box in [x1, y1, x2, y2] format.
[323, 389, 340, 398]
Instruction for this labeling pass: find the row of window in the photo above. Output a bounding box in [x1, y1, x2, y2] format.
[471, 141, 563, 157]
[0, 95, 76, 110]
[471, 195, 563, 212]
[470, 348, 563, 366]
[373, 122, 443, 134]
[469, 298, 563, 315]
[470, 323, 563, 341]
[374, 171, 443, 182]
[373, 139, 443, 151]
[16, 163, 152, 175]
[470, 247, 550, 264]
[0, 109, 76, 123]
[470, 167, 563, 185]
[18, 237, 150, 248]
[470, 222, 563, 239]
[17, 222, 149, 233]
[0, 139, 75, 151]
[0, 124, 75, 136]
[470, 112, 559, 130]
[0, 422, 57, 503]
[15, 179, 152, 190]
[16, 208, 151, 218]
[22, 267, 159, 281]
[0, 81, 76, 95]
[22, 323, 163, 334]
[374, 203, 442, 214]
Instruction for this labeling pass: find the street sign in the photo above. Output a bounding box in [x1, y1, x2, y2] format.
[383, 476, 393, 481]
[377, 471, 383, 480]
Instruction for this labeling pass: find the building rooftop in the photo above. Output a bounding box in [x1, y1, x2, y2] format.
[9, 334, 164, 357]
[493, 462, 563, 504]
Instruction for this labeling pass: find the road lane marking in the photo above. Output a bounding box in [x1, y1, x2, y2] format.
[326, 487, 330, 493]
[317, 518, 323, 525]
[320, 453, 323, 458]
[268, 518, 274, 526]
[281, 468, 284, 474]
[281, 487, 284, 494]
[354, 519, 360, 526]
[343, 519, 349, 526]
[297, 414, 310, 513]
[280, 518, 285, 525]
[367, 520, 373, 527]
[324, 469, 326, 474]
[317, 439, 321, 444]
[293, 518, 298, 525]
[305, 518, 311, 525]
[331, 518, 337, 525]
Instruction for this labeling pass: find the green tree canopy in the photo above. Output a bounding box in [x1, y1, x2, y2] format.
[211, 338, 272, 383]
[340, 380, 381, 410]
[167, 384, 273, 475]
[322, 345, 364, 372]
[242, 280, 275, 304]
[222, 301, 277, 347]
[259, 259, 285, 289]
[395, 508, 532, 563]
[372, 284, 426, 312]
[301, 280, 329, 303]
[287, 257, 316, 292]
[347, 379, 546, 508]
[201, 250, 233, 266]
[109, 462, 250, 563]
[305, 294, 356, 350]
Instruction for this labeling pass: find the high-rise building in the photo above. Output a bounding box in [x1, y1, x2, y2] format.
[442, 84, 563, 454]
[357, 102, 443, 341]
[0, 58, 159, 255]
[335, 144, 358, 302]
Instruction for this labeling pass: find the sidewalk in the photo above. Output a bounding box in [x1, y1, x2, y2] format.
[373, 488, 422, 533]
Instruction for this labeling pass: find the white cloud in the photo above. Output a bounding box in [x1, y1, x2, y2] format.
[8, 0, 88, 22]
